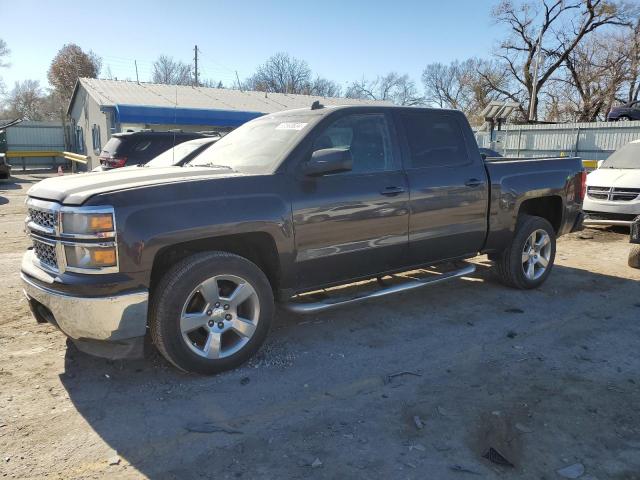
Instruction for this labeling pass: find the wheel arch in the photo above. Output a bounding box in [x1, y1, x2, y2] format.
[517, 195, 563, 233]
[149, 232, 281, 295]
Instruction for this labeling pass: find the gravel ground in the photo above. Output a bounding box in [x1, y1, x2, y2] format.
[1, 173, 639, 480]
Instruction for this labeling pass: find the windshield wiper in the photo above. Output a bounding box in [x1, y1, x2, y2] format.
[186, 162, 233, 170]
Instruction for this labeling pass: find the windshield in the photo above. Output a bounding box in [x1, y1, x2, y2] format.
[188, 113, 315, 173]
[146, 139, 215, 167]
[601, 142, 640, 169]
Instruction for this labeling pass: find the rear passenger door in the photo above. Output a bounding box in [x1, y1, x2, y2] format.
[395, 110, 489, 264]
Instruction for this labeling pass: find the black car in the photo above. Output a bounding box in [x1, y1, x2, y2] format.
[96, 130, 207, 170]
[608, 101, 640, 122]
[0, 153, 10, 179]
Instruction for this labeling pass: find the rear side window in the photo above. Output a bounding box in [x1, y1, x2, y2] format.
[400, 112, 469, 168]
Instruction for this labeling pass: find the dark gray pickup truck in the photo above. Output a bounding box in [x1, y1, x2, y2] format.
[21, 105, 585, 374]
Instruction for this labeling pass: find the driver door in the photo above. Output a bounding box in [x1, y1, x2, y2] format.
[290, 112, 410, 289]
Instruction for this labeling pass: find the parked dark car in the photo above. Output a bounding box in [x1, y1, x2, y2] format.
[0, 153, 10, 179]
[630, 216, 640, 268]
[607, 101, 640, 122]
[21, 105, 585, 374]
[478, 147, 503, 159]
[95, 130, 208, 170]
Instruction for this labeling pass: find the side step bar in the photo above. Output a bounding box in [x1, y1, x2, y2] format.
[282, 263, 476, 314]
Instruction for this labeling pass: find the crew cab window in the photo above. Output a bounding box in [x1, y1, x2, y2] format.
[312, 114, 395, 173]
[400, 112, 469, 168]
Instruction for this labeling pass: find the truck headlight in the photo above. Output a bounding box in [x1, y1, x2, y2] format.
[64, 244, 117, 269]
[61, 210, 115, 236]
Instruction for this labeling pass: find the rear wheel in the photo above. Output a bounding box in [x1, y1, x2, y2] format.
[629, 245, 640, 269]
[150, 252, 274, 374]
[493, 215, 556, 289]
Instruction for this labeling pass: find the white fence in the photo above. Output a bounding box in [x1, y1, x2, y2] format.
[475, 120, 640, 162]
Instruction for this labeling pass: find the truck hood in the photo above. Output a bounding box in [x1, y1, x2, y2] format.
[586, 168, 640, 189]
[27, 166, 242, 205]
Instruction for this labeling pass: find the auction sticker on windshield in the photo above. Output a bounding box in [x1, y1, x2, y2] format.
[275, 122, 308, 130]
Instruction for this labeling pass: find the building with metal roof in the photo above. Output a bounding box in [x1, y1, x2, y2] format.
[68, 78, 388, 168]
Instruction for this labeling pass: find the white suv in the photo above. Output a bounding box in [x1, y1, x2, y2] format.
[583, 140, 640, 226]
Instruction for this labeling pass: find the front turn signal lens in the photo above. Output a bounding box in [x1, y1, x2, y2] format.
[88, 214, 114, 232]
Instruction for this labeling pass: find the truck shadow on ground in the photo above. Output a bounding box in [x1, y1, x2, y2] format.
[57, 262, 640, 479]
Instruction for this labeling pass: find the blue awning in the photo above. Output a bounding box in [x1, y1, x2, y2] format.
[113, 104, 264, 127]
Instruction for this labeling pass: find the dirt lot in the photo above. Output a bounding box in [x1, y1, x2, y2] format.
[1, 173, 639, 480]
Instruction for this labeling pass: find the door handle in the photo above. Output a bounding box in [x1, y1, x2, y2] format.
[380, 186, 406, 196]
[464, 178, 483, 187]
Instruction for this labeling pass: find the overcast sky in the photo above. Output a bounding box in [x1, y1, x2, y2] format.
[1, 0, 504, 90]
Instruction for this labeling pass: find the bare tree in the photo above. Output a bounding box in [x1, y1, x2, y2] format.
[47, 43, 101, 101]
[0, 38, 10, 97]
[491, 0, 632, 120]
[305, 76, 342, 97]
[151, 55, 193, 85]
[423, 58, 512, 124]
[620, 18, 640, 103]
[346, 73, 423, 106]
[555, 31, 629, 121]
[245, 52, 312, 94]
[3, 80, 60, 121]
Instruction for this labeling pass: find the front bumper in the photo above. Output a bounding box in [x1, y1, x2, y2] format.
[22, 272, 148, 341]
[583, 196, 640, 226]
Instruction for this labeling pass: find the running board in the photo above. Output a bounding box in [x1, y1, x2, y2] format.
[282, 263, 476, 314]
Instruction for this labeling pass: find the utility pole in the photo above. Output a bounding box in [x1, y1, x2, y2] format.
[528, 28, 544, 122]
[134, 60, 139, 84]
[194, 45, 199, 87]
[235, 70, 242, 91]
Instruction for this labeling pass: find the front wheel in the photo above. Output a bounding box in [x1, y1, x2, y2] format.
[149, 251, 274, 374]
[493, 215, 556, 289]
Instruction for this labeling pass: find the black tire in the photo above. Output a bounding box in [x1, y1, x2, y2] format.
[629, 245, 640, 269]
[493, 215, 556, 289]
[149, 251, 274, 374]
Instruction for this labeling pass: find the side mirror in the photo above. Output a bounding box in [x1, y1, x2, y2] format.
[479, 152, 487, 160]
[303, 148, 352, 176]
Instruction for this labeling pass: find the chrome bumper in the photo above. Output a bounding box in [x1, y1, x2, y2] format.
[21, 273, 148, 341]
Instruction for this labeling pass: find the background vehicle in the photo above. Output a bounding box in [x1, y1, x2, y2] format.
[21, 105, 585, 374]
[630, 216, 640, 268]
[0, 153, 10, 179]
[478, 147, 503, 159]
[145, 136, 220, 168]
[94, 130, 207, 171]
[607, 101, 640, 122]
[583, 140, 640, 226]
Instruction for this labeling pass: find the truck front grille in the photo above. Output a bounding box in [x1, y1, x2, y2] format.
[587, 186, 640, 202]
[28, 208, 57, 230]
[32, 238, 58, 270]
